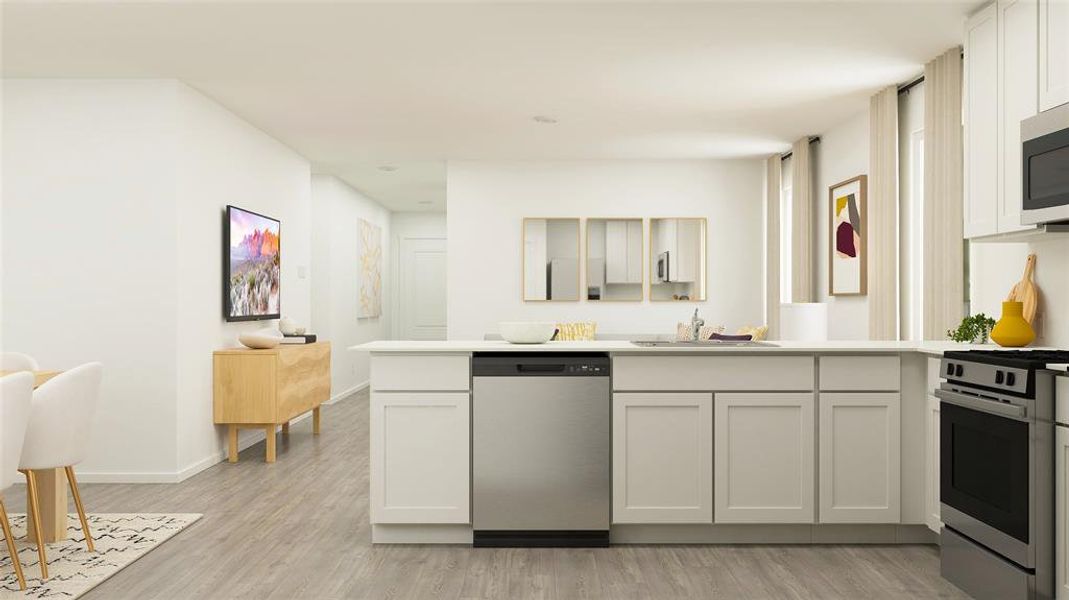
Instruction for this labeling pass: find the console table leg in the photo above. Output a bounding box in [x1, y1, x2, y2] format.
[228, 425, 238, 463]
[282, 422, 290, 435]
[313, 407, 321, 435]
[265, 426, 276, 462]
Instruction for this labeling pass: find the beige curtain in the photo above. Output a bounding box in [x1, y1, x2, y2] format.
[868, 86, 899, 340]
[765, 155, 781, 338]
[923, 48, 965, 339]
[790, 138, 813, 302]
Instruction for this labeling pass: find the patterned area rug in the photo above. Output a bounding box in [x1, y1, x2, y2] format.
[0, 513, 201, 598]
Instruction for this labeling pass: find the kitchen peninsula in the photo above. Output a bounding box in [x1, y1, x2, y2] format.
[355, 340, 979, 546]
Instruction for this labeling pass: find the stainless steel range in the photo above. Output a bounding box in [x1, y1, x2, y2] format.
[937, 350, 1067, 600]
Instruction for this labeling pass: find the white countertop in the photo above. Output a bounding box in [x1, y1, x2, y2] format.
[353, 339, 997, 356]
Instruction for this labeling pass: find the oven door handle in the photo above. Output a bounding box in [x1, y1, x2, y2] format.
[935, 388, 1028, 419]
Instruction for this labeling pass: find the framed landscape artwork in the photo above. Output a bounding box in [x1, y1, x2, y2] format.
[829, 175, 867, 296]
[357, 218, 382, 318]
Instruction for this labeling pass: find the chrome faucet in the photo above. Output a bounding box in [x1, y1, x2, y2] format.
[690, 308, 705, 341]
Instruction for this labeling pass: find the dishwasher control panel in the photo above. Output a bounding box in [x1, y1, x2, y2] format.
[565, 363, 607, 375]
[472, 352, 611, 377]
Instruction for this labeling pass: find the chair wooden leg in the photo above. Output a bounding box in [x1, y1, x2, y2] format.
[65, 467, 94, 553]
[0, 499, 27, 590]
[312, 406, 321, 435]
[22, 470, 48, 580]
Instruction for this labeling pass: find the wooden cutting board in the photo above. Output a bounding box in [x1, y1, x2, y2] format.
[1006, 253, 1038, 325]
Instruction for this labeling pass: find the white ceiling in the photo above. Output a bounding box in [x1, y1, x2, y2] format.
[1, 1, 979, 211]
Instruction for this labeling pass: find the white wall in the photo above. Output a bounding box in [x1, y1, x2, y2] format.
[2, 79, 181, 478]
[814, 109, 871, 340]
[446, 160, 765, 339]
[2, 79, 316, 481]
[970, 238, 1069, 347]
[311, 175, 391, 396]
[174, 83, 313, 476]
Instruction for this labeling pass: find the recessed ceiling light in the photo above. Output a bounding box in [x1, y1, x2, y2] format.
[377, 165, 399, 172]
[532, 115, 558, 124]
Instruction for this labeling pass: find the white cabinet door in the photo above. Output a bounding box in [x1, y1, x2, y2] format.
[370, 392, 470, 523]
[998, 0, 1040, 234]
[613, 393, 713, 523]
[1057, 426, 1068, 599]
[606, 220, 643, 284]
[673, 219, 701, 283]
[714, 393, 815, 523]
[965, 3, 1001, 239]
[926, 395, 943, 533]
[1039, 0, 1069, 111]
[819, 393, 902, 523]
[605, 220, 628, 284]
[627, 219, 644, 284]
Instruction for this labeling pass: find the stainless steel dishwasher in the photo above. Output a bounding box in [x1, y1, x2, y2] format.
[472, 352, 611, 547]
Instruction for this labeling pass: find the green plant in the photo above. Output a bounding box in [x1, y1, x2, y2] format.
[947, 313, 997, 343]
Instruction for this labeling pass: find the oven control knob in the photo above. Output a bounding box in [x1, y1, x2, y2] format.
[1006, 372, 1016, 386]
[995, 370, 1005, 385]
[955, 364, 964, 377]
[946, 363, 955, 376]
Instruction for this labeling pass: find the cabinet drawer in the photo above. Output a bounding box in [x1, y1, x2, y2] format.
[819, 356, 900, 391]
[371, 354, 471, 391]
[612, 356, 813, 391]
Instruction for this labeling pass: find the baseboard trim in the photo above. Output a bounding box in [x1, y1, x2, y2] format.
[327, 381, 368, 405]
[80, 395, 358, 484]
[610, 523, 938, 545]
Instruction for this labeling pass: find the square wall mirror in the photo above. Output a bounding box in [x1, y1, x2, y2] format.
[586, 218, 643, 301]
[649, 218, 707, 301]
[523, 218, 580, 301]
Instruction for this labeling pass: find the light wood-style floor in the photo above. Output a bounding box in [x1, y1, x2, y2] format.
[6, 390, 968, 600]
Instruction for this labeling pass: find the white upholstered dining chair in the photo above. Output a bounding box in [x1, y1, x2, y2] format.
[19, 362, 103, 580]
[1, 371, 34, 590]
[0, 352, 39, 372]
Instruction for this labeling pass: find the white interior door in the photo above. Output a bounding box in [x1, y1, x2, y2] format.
[399, 237, 447, 340]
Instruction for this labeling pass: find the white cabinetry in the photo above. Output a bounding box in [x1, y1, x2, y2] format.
[965, 0, 1052, 238]
[1039, 0, 1069, 111]
[1057, 425, 1068, 599]
[369, 354, 471, 524]
[714, 393, 815, 523]
[926, 395, 942, 532]
[819, 393, 902, 523]
[605, 219, 642, 284]
[370, 392, 471, 523]
[965, 3, 1001, 238]
[998, 0, 1040, 233]
[612, 392, 713, 523]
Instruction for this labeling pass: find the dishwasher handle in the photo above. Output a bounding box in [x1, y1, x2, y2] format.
[517, 363, 566, 373]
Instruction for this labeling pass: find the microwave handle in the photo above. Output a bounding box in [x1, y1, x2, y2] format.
[935, 388, 1028, 420]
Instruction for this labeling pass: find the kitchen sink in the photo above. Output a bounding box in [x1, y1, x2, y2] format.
[630, 340, 779, 347]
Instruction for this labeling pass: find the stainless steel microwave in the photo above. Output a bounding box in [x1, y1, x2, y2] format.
[1022, 101, 1069, 225]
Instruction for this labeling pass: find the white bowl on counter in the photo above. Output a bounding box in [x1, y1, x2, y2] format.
[499, 322, 558, 344]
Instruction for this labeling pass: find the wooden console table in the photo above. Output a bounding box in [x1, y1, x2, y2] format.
[213, 342, 331, 462]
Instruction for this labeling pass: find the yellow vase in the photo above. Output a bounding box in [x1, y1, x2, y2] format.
[990, 301, 1035, 347]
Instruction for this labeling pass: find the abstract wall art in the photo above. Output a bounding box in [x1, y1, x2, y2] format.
[357, 218, 383, 318]
[829, 175, 867, 296]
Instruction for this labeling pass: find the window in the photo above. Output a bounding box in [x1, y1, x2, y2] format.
[909, 130, 924, 340]
[780, 157, 793, 304]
